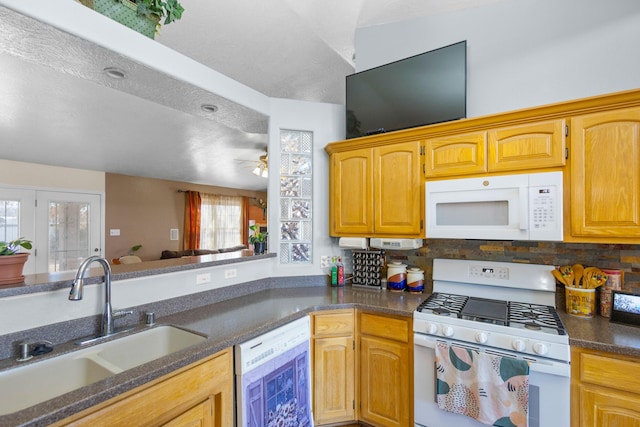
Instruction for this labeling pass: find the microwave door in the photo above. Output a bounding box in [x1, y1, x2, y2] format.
[427, 187, 528, 240]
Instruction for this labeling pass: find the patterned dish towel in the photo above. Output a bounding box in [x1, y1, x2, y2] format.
[435, 342, 530, 427]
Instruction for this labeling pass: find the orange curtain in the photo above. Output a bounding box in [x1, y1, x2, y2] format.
[242, 196, 250, 245]
[183, 191, 201, 250]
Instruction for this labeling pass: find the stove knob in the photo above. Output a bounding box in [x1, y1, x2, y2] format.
[533, 342, 548, 355]
[442, 326, 454, 337]
[512, 339, 526, 352]
[425, 323, 438, 334]
[475, 332, 488, 344]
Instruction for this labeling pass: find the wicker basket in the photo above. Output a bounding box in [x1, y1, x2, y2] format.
[79, 0, 160, 39]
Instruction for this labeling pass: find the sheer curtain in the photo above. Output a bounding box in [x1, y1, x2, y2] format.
[199, 194, 244, 249]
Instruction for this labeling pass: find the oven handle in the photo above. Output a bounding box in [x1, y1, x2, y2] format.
[414, 334, 570, 378]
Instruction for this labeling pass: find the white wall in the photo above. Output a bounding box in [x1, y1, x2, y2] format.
[0, 257, 278, 336]
[354, 0, 640, 118]
[267, 98, 345, 277]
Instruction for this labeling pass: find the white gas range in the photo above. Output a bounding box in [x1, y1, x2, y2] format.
[413, 258, 570, 427]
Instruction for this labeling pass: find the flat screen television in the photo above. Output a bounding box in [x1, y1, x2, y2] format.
[346, 41, 467, 139]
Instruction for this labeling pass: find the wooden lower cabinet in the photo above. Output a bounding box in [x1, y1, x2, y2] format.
[571, 347, 640, 427]
[312, 309, 356, 425]
[312, 310, 413, 427]
[359, 312, 412, 427]
[54, 348, 233, 427]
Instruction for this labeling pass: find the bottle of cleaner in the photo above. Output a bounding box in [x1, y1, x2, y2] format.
[337, 256, 345, 287]
[331, 256, 338, 287]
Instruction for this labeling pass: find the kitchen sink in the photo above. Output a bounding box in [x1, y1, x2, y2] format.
[0, 325, 207, 415]
[95, 324, 207, 370]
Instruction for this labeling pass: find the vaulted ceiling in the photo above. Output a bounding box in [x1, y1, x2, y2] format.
[0, 0, 504, 190]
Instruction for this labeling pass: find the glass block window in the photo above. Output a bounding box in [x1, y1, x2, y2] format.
[279, 130, 312, 264]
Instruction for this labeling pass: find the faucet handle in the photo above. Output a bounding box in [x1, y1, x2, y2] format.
[113, 310, 133, 319]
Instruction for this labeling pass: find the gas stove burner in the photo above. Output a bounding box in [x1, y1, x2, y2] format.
[524, 322, 541, 331]
[416, 292, 468, 316]
[508, 301, 566, 335]
[522, 311, 539, 319]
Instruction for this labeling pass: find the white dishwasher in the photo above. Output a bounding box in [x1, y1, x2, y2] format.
[235, 316, 314, 427]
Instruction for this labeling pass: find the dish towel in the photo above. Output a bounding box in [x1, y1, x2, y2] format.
[435, 342, 530, 427]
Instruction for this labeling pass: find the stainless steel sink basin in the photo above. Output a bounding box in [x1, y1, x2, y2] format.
[0, 325, 207, 415]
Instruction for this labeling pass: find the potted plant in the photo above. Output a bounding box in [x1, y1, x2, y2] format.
[0, 237, 33, 286]
[248, 225, 267, 255]
[79, 0, 185, 39]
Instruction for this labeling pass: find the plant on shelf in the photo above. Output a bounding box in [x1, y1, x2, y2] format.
[79, 0, 185, 39]
[136, 0, 185, 30]
[0, 238, 32, 256]
[249, 225, 267, 255]
[0, 237, 33, 286]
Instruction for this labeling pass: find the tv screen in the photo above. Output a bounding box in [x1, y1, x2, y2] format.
[346, 41, 467, 139]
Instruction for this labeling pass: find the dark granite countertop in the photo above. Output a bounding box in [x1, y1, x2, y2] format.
[560, 310, 640, 358]
[2, 283, 640, 426]
[0, 286, 425, 427]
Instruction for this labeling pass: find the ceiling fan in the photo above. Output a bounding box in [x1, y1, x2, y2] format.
[252, 150, 268, 178]
[235, 149, 268, 178]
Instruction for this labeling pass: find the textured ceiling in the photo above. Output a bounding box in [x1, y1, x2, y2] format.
[0, 0, 505, 190]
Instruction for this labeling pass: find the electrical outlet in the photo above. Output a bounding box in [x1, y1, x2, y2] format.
[224, 268, 237, 279]
[196, 273, 211, 285]
[320, 256, 332, 268]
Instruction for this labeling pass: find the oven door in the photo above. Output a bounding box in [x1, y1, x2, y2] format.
[413, 333, 570, 427]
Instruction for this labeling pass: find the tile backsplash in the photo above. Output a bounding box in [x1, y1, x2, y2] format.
[384, 239, 640, 294]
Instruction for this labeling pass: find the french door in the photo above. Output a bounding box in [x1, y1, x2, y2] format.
[0, 188, 102, 274]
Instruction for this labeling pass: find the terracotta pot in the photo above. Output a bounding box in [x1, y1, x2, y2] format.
[0, 253, 29, 286]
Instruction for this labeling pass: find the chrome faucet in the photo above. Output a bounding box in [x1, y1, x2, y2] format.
[69, 256, 131, 338]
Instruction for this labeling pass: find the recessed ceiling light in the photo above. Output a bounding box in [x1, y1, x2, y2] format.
[201, 104, 218, 113]
[103, 67, 127, 79]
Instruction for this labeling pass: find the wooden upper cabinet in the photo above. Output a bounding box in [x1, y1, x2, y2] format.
[424, 131, 487, 177]
[373, 142, 422, 235]
[488, 119, 566, 172]
[329, 141, 422, 237]
[330, 148, 374, 235]
[569, 107, 640, 240]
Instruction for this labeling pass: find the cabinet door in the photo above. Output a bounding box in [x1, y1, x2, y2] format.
[330, 149, 374, 235]
[424, 131, 487, 177]
[374, 141, 422, 235]
[579, 386, 640, 427]
[313, 336, 356, 424]
[360, 336, 410, 427]
[570, 107, 640, 239]
[162, 399, 212, 427]
[488, 119, 566, 172]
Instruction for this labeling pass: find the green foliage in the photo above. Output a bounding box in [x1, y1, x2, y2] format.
[248, 224, 267, 244]
[129, 244, 143, 255]
[136, 0, 184, 28]
[0, 238, 32, 256]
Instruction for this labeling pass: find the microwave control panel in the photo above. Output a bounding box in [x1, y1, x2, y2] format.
[530, 185, 558, 229]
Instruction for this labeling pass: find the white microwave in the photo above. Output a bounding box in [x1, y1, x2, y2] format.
[425, 171, 563, 241]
